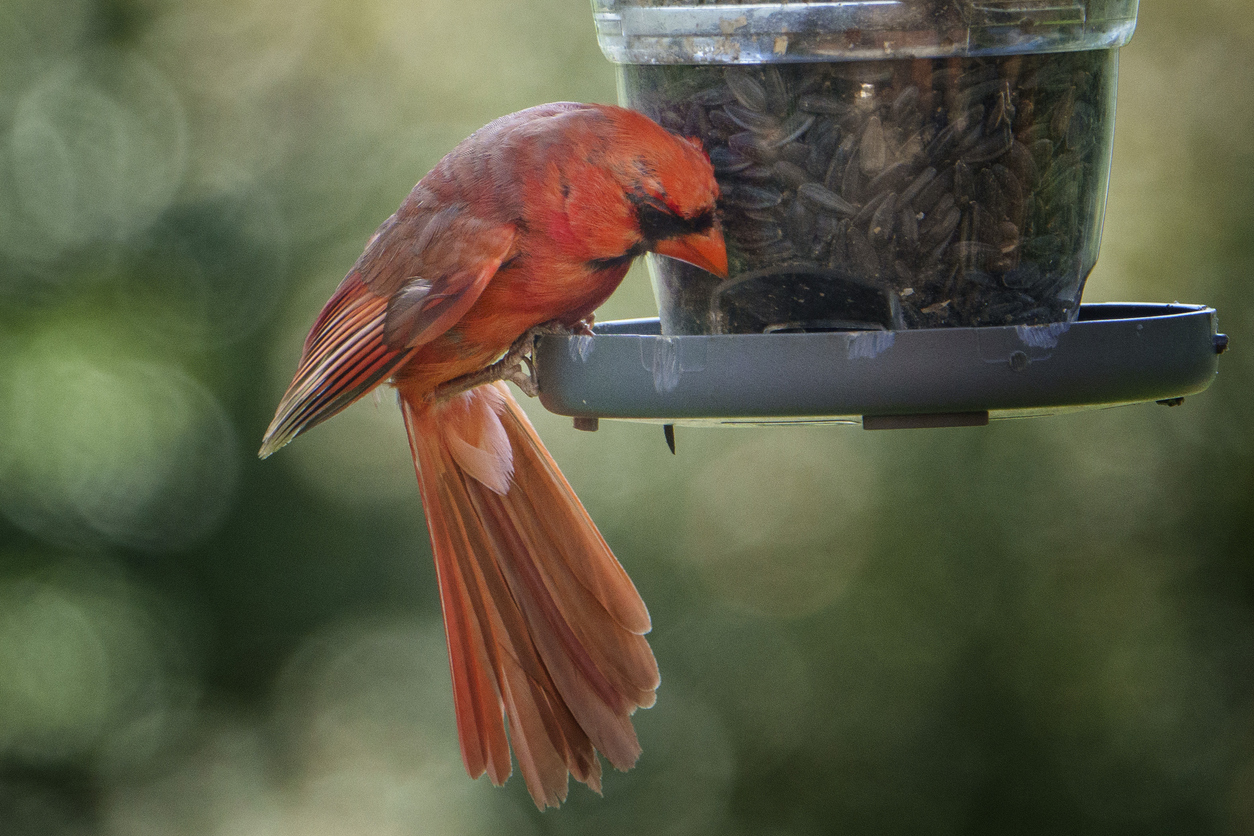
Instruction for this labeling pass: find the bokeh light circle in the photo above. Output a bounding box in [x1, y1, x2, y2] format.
[0, 49, 186, 272]
[119, 189, 291, 349]
[681, 431, 881, 618]
[0, 325, 240, 552]
[0, 559, 199, 772]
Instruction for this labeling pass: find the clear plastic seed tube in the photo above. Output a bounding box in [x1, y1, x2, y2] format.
[596, 0, 1138, 333]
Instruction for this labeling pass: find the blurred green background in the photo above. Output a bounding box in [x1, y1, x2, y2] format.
[1, 0, 1252, 833]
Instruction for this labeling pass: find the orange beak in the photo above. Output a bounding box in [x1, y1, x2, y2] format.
[653, 226, 729, 278]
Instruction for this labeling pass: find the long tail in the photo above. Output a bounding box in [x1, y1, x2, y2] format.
[399, 381, 659, 808]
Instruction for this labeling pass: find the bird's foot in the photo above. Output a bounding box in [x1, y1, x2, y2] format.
[430, 319, 589, 403]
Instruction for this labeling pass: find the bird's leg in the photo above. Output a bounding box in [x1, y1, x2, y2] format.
[430, 319, 592, 403]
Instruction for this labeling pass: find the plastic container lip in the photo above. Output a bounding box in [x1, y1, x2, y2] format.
[594, 0, 1139, 63]
[533, 303, 1222, 424]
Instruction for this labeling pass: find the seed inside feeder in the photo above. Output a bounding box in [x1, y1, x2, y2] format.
[624, 50, 1116, 333]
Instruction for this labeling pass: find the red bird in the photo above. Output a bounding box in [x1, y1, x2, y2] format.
[259, 103, 727, 808]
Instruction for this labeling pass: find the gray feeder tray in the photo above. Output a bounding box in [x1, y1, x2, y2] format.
[533, 303, 1227, 429]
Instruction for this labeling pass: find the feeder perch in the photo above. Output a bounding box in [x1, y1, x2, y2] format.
[535, 304, 1225, 428]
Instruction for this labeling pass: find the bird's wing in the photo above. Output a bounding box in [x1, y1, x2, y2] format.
[259, 207, 517, 457]
[357, 203, 519, 350]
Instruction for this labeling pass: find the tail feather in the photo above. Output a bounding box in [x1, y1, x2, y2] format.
[498, 404, 654, 638]
[492, 471, 659, 710]
[424, 473, 513, 785]
[401, 382, 658, 808]
[468, 483, 644, 768]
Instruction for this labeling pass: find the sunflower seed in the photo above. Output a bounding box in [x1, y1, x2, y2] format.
[773, 160, 813, 189]
[853, 189, 892, 226]
[859, 115, 888, 175]
[725, 103, 782, 133]
[913, 168, 953, 213]
[786, 196, 816, 244]
[708, 109, 739, 134]
[992, 164, 1024, 219]
[977, 167, 1006, 219]
[735, 232, 782, 252]
[828, 218, 850, 265]
[1006, 140, 1038, 186]
[737, 224, 785, 250]
[921, 205, 961, 248]
[1028, 137, 1054, 171]
[955, 79, 1009, 113]
[899, 206, 920, 248]
[1050, 87, 1077, 140]
[1067, 101, 1094, 151]
[899, 131, 926, 166]
[736, 164, 778, 183]
[728, 131, 776, 164]
[659, 110, 684, 132]
[841, 147, 863, 200]
[725, 68, 769, 112]
[958, 268, 998, 288]
[798, 93, 849, 115]
[812, 213, 839, 259]
[985, 90, 1009, 132]
[823, 146, 850, 190]
[691, 85, 736, 107]
[779, 141, 810, 167]
[761, 111, 815, 149]
[1002, 263, 1042, 290]
[997, 220, 1021, 254]
[953, 160, 975, 207]
[868, 193, 898, 247]
[962, 123, 1012, 164]
[894, 259, 914, 283]
[798, 182, 858, 215]
[899, 166, 937, 207]
[808, 127, 841, 178]
[957, 106, 988, 153]
[865, 161, 911, 199]
[723, 183, 783, 210]
[891, 85, 920, 122]
[1014, 97, 1036, 133]
[761, 66, 790, 116]
[709, 145, 753, 174]
[925, 116, 968, 161]
[848, 228, 881, 275]
[741, 208, 781, 224]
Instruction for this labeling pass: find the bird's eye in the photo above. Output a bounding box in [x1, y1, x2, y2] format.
[636, 200, 716, 241]
[636, 201, 688, 242]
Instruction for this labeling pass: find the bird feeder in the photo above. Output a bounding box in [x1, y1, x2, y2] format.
[535, 0, 1227, 428]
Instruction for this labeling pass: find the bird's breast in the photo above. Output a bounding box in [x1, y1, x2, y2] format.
[395, 256, 629, 396]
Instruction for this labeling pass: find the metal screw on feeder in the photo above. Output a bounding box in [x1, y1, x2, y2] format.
[533, 0, 1227, 431]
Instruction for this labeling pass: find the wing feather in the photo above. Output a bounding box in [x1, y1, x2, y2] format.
[259, 211, 517, 457]
[259, 273, 406, 457]
[379, 217, 516, 349]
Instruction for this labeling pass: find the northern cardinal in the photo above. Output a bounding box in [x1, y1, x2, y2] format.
[259, 103, 727, 808]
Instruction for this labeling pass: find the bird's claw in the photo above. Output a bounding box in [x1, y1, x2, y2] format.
[504, 354, 539, 397]
[430, 319, 589, 403]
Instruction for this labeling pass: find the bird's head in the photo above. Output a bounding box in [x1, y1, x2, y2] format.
[570, 106, 728, 279]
